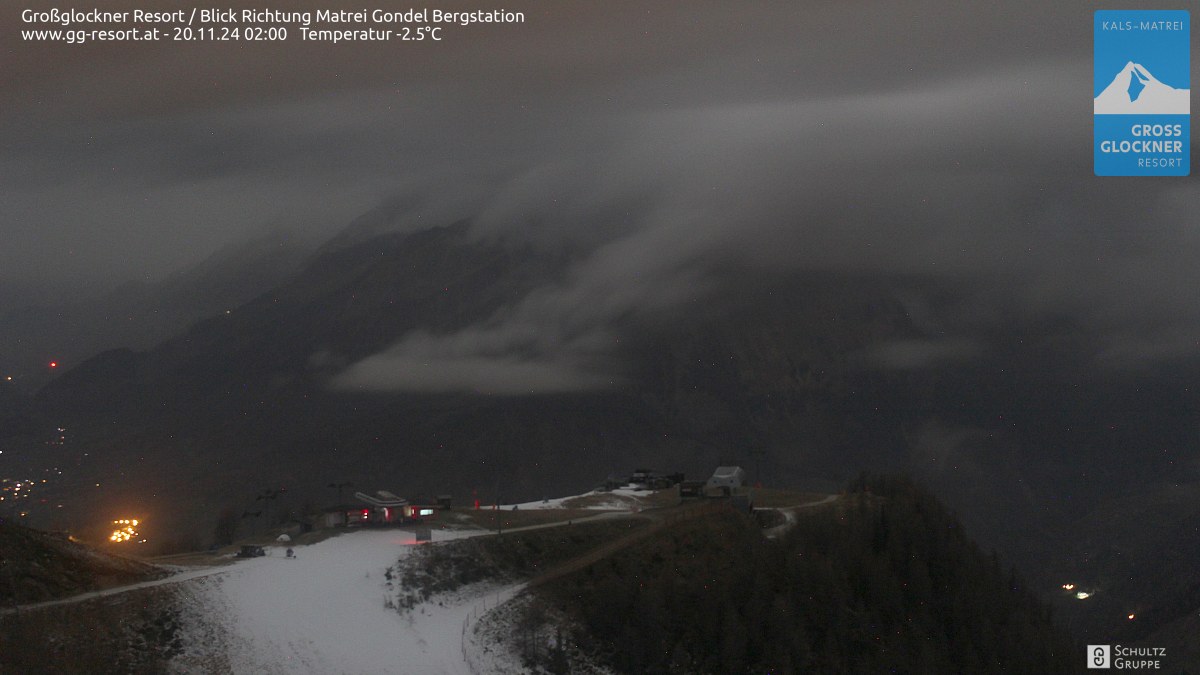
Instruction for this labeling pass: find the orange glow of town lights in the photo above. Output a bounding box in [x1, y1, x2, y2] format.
[1061, 583, 1076, 591]
[109, 518, 141, 543]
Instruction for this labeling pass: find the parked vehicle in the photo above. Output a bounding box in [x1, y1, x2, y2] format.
[235, 545, 266, 558]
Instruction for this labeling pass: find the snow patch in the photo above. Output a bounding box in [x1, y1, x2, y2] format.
[173, 529, 504, 674]
[508, 486, 656, 512]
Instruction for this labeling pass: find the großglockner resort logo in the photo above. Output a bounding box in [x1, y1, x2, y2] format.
[1094, 10, 1190, 176]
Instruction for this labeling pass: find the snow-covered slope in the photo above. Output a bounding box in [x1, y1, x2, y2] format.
[508, 486, 657, 511]
[170, 486, 648, 673]
[173, 530, 512, 675]
[1094, 62, 1190, 114]
[169, 486, 655, 673]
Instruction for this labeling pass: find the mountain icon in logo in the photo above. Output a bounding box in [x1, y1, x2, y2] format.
[1094, 61, 1190, 114]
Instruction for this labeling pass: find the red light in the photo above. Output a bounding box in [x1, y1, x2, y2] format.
[48, 361, 59, 368]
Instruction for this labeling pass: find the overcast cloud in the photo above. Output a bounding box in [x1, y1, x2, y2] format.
[5, 0, 1198, 391]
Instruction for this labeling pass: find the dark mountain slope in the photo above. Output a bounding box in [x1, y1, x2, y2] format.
[0, 521, 162, 606]
[8, 223, 928, 544]
[0, 233, 311, 391]
[529, 476, 1081, 674]
[3, 217, 1198, 644]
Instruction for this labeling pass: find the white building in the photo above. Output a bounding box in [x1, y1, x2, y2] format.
[706, 466, 746, 491]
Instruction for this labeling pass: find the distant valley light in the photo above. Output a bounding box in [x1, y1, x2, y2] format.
[109, 518, 142, 543]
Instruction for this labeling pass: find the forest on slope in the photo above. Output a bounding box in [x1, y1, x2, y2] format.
[527, 476, 1080, 674]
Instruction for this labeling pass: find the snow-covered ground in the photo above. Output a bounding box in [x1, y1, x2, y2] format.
[172, 528, 525, 675]
[508, 485, 656, 511]
[167, 488, 662, 673]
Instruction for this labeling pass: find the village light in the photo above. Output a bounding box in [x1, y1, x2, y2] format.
[109, 518, 141, 543]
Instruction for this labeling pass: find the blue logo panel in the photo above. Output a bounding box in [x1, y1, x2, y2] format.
[1094, 10, 1190, 176]
[1095, 115, 1189, 176]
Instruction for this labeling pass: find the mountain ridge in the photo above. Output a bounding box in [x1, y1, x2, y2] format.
[1094, 61, 1190, 114]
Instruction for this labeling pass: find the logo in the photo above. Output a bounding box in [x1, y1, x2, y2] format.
[1094, 62, 1189, 115]
[1094, 10, 1190, 176]
[1090, 644, 1168, 670]
[1088, 644, 1111, 669]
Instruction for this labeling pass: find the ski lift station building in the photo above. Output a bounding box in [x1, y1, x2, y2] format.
[706, 466, 746, 490]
